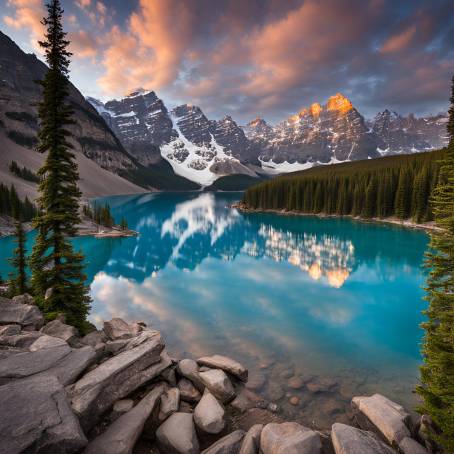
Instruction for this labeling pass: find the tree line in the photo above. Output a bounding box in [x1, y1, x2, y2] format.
[82, 202, 128, 230]
[242, 150, 443, 223]
[0, 183, 37, 221]
[9, 160, 40, 183]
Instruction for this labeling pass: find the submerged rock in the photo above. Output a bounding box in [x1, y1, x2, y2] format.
[197, 355, 248, 382]
[331, 423, 395, 454]
[199, 369, 235, 403]
[156, 412, 200, 454]
[194, 390, 225, 434]
[0, 374, 87, 454]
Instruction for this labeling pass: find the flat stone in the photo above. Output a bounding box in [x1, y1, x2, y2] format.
[29, 334, 68, 351]
[199, 369, 235, 403]
[352, 394, 411, 445]
[230, 388, 267, 413]
[260, 422, 322, 454]
[159, 387, 180, 421]
[201, 430, 245, 454]
[113, 399, 134, 414]
[239, 424, 263, 454]
[197, 355, 248, 382]
[306, 377, 337, 393]
[84, 384, 165, 454]
[70, 333, 166, 431]
[0, 324, 20, 336]
[80, 330, 107, 347]
[178, 378, 202, 402]
[0, 331, 43, 348]
[265, 381, 284, 401]
[103, 318, 141, 340]
[287, 376, 304, 389]
[106, 339, 130, 354]
[156, 412, 200, 454]
[0, 297, 44, 329]
[41, 319, 79, 346]
[177, 358, 205, 391]
[194, 390, 225, 434]
[399, 436, 428, 454]
[0, 374, 87, 454]
[331, 423, 396, 454]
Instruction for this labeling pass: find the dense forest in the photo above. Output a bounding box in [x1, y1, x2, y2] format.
[242, 150, 444, 222]
[0, 183, 37, 221]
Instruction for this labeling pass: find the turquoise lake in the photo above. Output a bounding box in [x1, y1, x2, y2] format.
[0, 191, 429, 427]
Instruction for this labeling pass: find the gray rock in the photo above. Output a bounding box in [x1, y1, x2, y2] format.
[80, 330, 107, 347]
[201, 430, 245, 454]
[84, 384, 165, 454]
[199, 369, 235, 403]
[29, 334, 68, 351]
[0, 296, 44, 329]
[399, 437, 428, 454]
[178, 358, 205, 391]
[239, 424, 263, 454]
[197, 355, 248, 382]
[0, 374, 87, 454]
[352, 394, 411, 445]
[113, 399, 134, 414]
[160, 366, 177, 385]
[0, 324, 20, 336]
[178, 378, 202, 402]
[70, 334, 166, 431]
[106, 339, 130, 354]
[103, 318, 142, 340]
[260, 422, 322, 454]
[159, 387, 180, 421]
[0, 331, 43, 348]
[194, 390, 225, 434]
[331, 423, 396, 454]
[41, 319, 79, 346]
[11, 293, 35, 305]
[156, 412, 200, 454]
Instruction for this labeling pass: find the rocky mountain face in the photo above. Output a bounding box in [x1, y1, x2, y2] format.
[90, 93, 256, 186]
[0, 31, 137, 176]
[245, 93, 448, 174]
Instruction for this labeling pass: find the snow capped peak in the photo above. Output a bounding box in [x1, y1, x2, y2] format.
[326, 93, 353, 114]
[125, 88, 155, 98]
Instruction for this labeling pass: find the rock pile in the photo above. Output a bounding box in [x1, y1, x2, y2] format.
[0, 295, 434, 453]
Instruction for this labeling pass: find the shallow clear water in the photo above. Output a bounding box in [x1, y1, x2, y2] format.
[0, 191, 429, 427]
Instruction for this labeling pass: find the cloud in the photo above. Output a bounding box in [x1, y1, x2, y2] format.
[381, 25, 416, 53]
[69, 30, 99, 59]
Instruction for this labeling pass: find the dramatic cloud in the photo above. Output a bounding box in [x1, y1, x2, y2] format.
[2, 0, 453, 121]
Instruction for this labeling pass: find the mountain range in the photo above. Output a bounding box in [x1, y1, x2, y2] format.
[0, 30, 449, 193]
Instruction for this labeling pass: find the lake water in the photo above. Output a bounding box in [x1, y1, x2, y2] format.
[0, 191, 429, 428]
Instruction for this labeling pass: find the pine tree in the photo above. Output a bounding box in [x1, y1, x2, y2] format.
[8, 219, 28, 296]
[417, 75, 454, 451]
[30, 0, 90, 331]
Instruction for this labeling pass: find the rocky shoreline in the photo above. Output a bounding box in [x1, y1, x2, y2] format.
[0, 294, 436, 453]
[232, 203, 442, 233]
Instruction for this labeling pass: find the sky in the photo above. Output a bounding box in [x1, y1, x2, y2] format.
[1, 0, 453, 124]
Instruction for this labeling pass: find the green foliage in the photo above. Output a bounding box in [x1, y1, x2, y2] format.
[119, 217, 128, 231]
[417, 76, 454, 451]
[9, 160, 40, 183]
[242, 151, 442, 222]
[8, 219, 28, 296]
[30, 0, 90, 333]
[83, 201, 114, 227]
[0, 183, 37, 221]
[6, 130, 38, 148]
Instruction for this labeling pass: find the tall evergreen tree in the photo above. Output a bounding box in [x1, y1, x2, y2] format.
[8, 219, 28, 296]
[30, 0, 90, 331]
[417, 75, 454, 451]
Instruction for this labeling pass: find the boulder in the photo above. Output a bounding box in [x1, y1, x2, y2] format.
[11, 293, 35, 305]
[201, 430, 245, 454]
[0, 296, 44, 329]
[178, 358, 205, 391]
[113, 399, 134, 414]
[331, 423, 396, 454]
[398, 437, 428, 454]
[106, 339, 130, 354]
[29, 334, 68, 351]
[197, 355, 248, 382]
[199, 369, 235, 403]
[178, 378, 202, 402]
[0, 342, 95, 386]
[103, 318, 141, 341]
[161, 366, 177, 386]
[80, 330, 107, 347]
[41, 319, 79, 346]
[70, 334, 166, 431]
[84, 384, 165, 454]
[0, 374, 87, 454]
[0, 331, 43, 348]
[352, 394, 412, 445]
[194, 390, 225, 434]
[239, 424, 263, 454]
[260, 422, 322, 454]
[159, 387, 180, 421]
[0, 324, 20, 336]
[156, 412, 200, 454]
